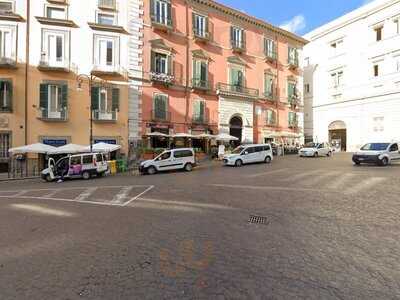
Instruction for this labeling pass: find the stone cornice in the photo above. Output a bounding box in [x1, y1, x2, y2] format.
[187, 0, 308, 46]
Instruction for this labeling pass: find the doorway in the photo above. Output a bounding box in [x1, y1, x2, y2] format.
[229, 116, 243, 147]
[328, 121, 347, 151]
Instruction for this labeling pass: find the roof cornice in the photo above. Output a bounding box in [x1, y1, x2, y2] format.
[187, 0, 308, 45]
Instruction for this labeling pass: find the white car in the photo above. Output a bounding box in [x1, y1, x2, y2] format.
[139, 148, 196, 175]
[299, 142, 332, 157]
[352, 142, 400, 166]
[223, 144, 273, 167]
[42, 152, 108, 182]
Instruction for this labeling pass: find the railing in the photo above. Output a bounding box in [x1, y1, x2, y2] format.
[151, 110, 171, 122]
[98, 0, 116, 10]
[231, 39, 246, 51]
[38, 107, 68, 121]
[38, 57, 77, 73]
[265, 50, 277, 61]
[151, 14, 172, 28]
[150, 72, 175, 85]
[92, 63, 128, 77]
[288, 58, 299, 68]
[192, 113, 209, 125]
[263, 90, 277, 101]
[191, 78, 210, 90]
[93, 109, 118, 122]
[217, 83, 259, 98]
[0, 55, 17, 67]
[0, 101, 12, 112]
[193, 28, 210, 41]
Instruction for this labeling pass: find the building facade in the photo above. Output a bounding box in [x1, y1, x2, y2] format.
[303, 0, 400, 151]
[0, 0, 141, 171]
[141, 0, 306, 148]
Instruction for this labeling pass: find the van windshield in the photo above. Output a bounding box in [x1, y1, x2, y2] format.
[232, 147, 245, 154]
[361, 143, 389, 151]
[304, 142, 318, 148]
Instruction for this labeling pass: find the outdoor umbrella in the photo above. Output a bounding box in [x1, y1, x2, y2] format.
[85, 142, 121, 153]
[172, 133, 194, 138]
[193, 133, 216, 139]
[215, 133, 239, 141]
[145, 132, 170, 137]
[48, 144, 87, 155]
[8, 143, 57, 154]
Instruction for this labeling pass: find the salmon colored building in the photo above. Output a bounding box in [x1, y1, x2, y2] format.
[142, 0, 308, 149]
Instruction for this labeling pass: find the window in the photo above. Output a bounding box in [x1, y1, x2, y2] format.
[390, 144, 398, 152]
[305, 83, 310, 93]
[395, 56, 400, 72]
[192, 59, 208, 88]
[151, 0, 172, 26]
[373, 117, 384, 132]
[266, 109, 276, 125]
[230, 67, 244, 87]
[264, 38, 276, 59]
[264, 73, 274, 97]
[375, 26, 383, 41]
[193, 13, 207, 38]
[97, 13, 116, 25]
[0, 26, 14, 60]
[174, 150, 193, 158]
[287, 81, 297, 102]
[193, 99, 205, 123]
[153, 94, 168, 120]
[0, 132, 10, 159]
[46, 6, 66, 19]
[158, 151, 171, 160]
[0, 1, 14, 13]
[39, 83, 68, 119]
[94, 36, 118, 68]
[96, 154, 103, 162]
[331, 70, 343, 87]
[71, 156, 82, 165]
[288, 112, 297, 127]
[91, 87, 119, 114]
[395, 19, 400, 35]
[42, 30, 67, 66]
[288, 47, 299, 66]
[231, 26, 244, 49]
[304, 57, 310, 67]
[373, 64, 379, 77]
[0, 80, 12, 111]
[82, 155, 93, 165]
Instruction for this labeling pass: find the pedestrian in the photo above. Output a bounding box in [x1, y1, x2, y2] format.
[57, 159, 69, 183]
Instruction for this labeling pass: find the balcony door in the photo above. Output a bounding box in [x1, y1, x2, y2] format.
[43, 30, 67, 67]
[48, 85, 62, 119]
[230, 67, 244, 92]
[98, 88, 113, 120]
[154, 0, 169, 25]
[99, 39, 113, 67]
[0, 27, 13, 59]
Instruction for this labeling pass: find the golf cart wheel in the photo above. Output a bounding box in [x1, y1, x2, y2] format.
[235, 159, 243, 167]
[184, 163, 193, 172]
[264, 156, 272, 164]
[147, 166, 157, 175]
[82, 171, 91, 180]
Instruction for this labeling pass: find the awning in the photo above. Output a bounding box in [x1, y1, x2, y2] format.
[145, 132, 170, 137]
[8, 143, 57, 154]
[84, 142, 121, 153]
[48, 144, 87, 155]
[172, 133, 194, 138]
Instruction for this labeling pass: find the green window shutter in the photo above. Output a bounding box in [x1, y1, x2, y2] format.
[205, 16, 209, 34]
[112, 88, 120, 111]
[151, 51, 155, 72]
[192, 13, 196, 33]
[193, 100, 200, 117]
[60, 84, 68, 109]
[192, 59, 197, 79]
[167, 2, 172, 24]
[200, 61, 207, 81]
[39, 83, 48, 109]
[5, 80, 12, 109]
[237, 70, 243, 86]
[229, 68, 235, 85]
[167, 55, 172, 75]
[150, 0, 155, 19]
[242, 30, 246, 47]
[91, 87, 100, 111]
[230, 26, 234, 43]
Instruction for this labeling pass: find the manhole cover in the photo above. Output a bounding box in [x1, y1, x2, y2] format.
[248, 215, 269, 225]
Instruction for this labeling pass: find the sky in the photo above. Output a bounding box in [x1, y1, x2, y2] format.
[217, 0, 374, 35]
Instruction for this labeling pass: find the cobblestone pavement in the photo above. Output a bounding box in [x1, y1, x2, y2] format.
[0, 153, 400, 299]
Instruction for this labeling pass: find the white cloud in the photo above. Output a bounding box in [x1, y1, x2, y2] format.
[280, 15, 306, 34]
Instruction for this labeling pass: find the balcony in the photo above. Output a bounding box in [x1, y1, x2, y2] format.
[193, 28, 210, 43]
[289, 121, 299, 129]
[217, 83, 259, 99]
[288, 58, 299, 69]
[150, 72, 174, 86]
[0, 55, 17, 69]
[263, 91, 278, 102]
[191, 78, 210, 91]
[38, 57, 77, 73]
[47, 0, 68, 5]
[192, 113, 209, 125]
[92, 64, 128, 78]
[93, 110, 118, 122]
[151, 110, 171, 123]
[151, 14, 172, 32]
[38, 108, 68, 122]
[98, 0, 117, 10]
[265, 50, 277, 62]
[231, 40, 245, 53]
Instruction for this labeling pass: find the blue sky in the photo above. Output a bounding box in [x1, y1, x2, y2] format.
[218, 0, 371, 35]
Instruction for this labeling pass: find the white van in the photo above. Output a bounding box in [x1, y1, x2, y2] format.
[223, 144, 273, 167]
[352, 142, 400, 166]
[41, 153, 108, 182]
[139, 148, 196, 175]
[299, 142, 332, 157]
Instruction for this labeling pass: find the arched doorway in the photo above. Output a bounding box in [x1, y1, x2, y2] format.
[229, 116, 243, 147]
[329, 121, 347, 151]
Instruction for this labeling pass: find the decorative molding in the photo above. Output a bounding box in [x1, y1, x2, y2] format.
[88, 23, 130, 35]
[35, 17, 78, 28]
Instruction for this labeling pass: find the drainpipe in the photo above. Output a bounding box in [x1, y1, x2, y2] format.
[275, 33, 280, 137]
[185, 1, 190, 133]
[24, 0, 30, 145]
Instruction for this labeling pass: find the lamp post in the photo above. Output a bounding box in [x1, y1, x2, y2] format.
[76, 74, 110, 153]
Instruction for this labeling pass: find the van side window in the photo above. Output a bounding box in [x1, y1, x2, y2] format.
[70, 156, 81, 165]
[246, 147, 255, 154]
[174, 150, 193, 158]
[390, 144, 399, 152]
[96, 154, 103, 162]
[82, 155, 93, 164]
[264, 145, 271, 151]
[160, 152, 171, 160]
[255, 146, 264, 152]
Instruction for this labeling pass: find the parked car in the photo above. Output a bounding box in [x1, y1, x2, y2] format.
[223, 144, 273, 167]
[139, 148, 196, 175]
[299, 142, 332, 157]
[352, 142, 400, 166]
[42, 152, 108, 182]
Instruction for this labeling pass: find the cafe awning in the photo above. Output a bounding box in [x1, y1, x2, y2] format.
[9, 143, 56, 154]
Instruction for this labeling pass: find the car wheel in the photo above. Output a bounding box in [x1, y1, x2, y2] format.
[353, 160, 361, 166]
[184, 163, 193, 172]
[314, 152, 318, 157]
[264, 156, 272, 164]
[147, 166, 157, 175]
[327, 151, 332, 157]
[235, 159, 243, 167]
[45, 174, 53, 182]
[380, 157, 389, 166]
[82, 171, 91, 180]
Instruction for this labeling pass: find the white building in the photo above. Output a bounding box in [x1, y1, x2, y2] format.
[303, 0, 400, 151]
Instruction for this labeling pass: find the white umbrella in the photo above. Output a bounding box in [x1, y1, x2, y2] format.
[193, 133, 216, 139]
[9, 143, 56, 154]
[215, 133, 239, 141]
[145, 132, 170, 137]
[49, 144, 87, 155]
[85, 142, 121, 153]
[172, 133, 194, 138]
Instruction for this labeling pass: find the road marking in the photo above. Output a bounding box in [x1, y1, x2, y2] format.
[345, 177, 385, 195]
[41, 189, 61, 198]
[13, 190, 28, 197]
[111, 186, 135, 204]
[280, 170, 322, 182]
[137, 197, 237, 210]
[329, 173, 355, 190]
[246, 168, 289, 178]
[74, 187, 98, 202]
[10, 203, 76, 217]
[301, 171, 341, 186]
[123, 185, 155, 206]
[208, 183, 338, 193]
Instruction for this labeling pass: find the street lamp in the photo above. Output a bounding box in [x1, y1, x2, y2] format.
[76, 74, 110, 153]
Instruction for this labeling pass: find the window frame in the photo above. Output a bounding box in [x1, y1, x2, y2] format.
[93, 34, 119, 68]
[153, 93, 169, 120]
[0, 25, 16, 60]
[96, 11, 117, 26]
[41, 29, 69, 67]
[193, 98, 206, 123]
[44, 4, 67, 20]
[0, 0, 15, 13]
[0, 79, 12, 111]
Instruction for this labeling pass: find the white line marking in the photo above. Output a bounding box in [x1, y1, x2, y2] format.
[246, 168, 289, 178]
[280, 170, 322, 182]
[208, 183, 338, 193]
[0, 185, 152, 194]
[41, 190, 60, 198]
[10, 203, 76, 217]
[74, 187, 98, 202]
[13, 190, 28, 197]
[345, 177, 385, 195]
[123, 185, 155, 206]
[137, 197, 237, 210]
[111, 186, 135, 204]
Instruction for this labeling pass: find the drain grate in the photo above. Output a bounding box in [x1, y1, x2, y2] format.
[248, 215, 269, 225]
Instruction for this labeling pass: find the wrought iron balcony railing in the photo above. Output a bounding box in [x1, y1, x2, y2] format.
[151, 14, 172, 29]
[151, 110, 171, 122]
[217, 83, 259, 98]
[193, 28, 210, 41]
[231, 39, 246, 52]
[192, 113, 209, 125]
[38, 107, 68, 121]
[93, 109, 118, 122]
[191, 78, 210, 91]
[150, 72, 175, 85]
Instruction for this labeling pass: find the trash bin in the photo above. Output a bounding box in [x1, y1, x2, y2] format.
[116, 159, 127, 173]
[108, 160, 117, 175]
